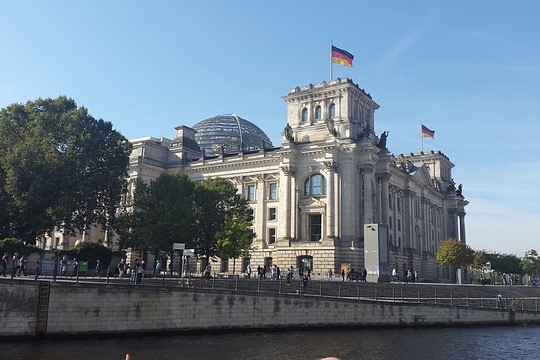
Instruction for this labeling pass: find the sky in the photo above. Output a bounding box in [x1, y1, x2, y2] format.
[1, 1, 539, 257]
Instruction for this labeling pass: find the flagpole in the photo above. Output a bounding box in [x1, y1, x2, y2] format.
[421, 123, 424, 152]
[330, 41, 333, 81]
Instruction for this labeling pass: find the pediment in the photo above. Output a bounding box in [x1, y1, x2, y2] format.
[411, 164, 434, 189]
[298, 196, 327, 210]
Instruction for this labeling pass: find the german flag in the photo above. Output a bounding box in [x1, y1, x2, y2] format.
[331, 46, 354, 67]
[421, 125, 435, 139]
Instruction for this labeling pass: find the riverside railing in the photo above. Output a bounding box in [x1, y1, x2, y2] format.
[25, 269, 540, 313]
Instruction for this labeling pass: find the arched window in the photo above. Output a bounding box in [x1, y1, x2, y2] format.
[301, 108, 308, 122]
[315, 105, 321, 120]
[329, 103, 336, 118]
[304, 174, 326, 195]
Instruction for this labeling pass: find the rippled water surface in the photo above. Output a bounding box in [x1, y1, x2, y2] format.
[1, 326, 539, 360]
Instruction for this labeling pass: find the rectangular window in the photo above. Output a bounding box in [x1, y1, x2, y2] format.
[309, 214, 322, 241]
[397, 218, 401, 231]
[268, 183, 278, 200]
[388, 194, 393, 209]
[389, 216, 393, 229]
[246, 184, 256, 201]
[268, 228, 276, 244]
[247, 208, 254, 222]
[268, 207, 277, 221]
[397, 197, 401, 212]
[220, 259, 229, 273]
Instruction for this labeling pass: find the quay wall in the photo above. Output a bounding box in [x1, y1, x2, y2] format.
[1, 280, 540, 338]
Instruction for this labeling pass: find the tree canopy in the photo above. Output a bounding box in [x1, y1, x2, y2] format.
[0, 96, 131, 243]
[435, 238, 475, 267]
[520, 249, 540, 278]
[117, 175, 254, 262]
[117, 173, 195, 254]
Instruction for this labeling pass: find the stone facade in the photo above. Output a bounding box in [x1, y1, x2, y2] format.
[124, 78, 468, 282]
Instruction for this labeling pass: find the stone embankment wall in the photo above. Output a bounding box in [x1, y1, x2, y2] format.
[1, 280, 540, 338]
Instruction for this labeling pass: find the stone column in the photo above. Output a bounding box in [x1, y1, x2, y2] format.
[378, 173, 391, 225]
[324, 161, 338, 240]
[458, 212, 466, 243]
[278, 166, 295, 243]
[359, 165, 375, 224]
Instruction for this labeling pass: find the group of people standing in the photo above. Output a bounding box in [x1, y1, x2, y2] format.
[1, 252, 28, 278]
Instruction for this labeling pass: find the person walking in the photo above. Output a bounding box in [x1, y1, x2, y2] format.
[17, 255, 27, 276]
[327, 268, 333, 281]
[246, 263, 252, 279]
[0, 252, 8, 277]
[95, 260, 102, 277]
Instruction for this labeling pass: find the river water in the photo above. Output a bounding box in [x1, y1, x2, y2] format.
[1, 326, 539, 360]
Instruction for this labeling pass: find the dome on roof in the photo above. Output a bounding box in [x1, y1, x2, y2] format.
[192, 114, 273, 156]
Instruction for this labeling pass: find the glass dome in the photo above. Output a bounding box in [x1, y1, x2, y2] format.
[192, 114, 273, 156]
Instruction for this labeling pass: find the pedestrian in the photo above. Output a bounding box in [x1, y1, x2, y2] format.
[155, 259, 162, 276]
[17, 255, 27, 276]
[60, 256, 68, 277]
[11, 252, 19, 279]
[327, 268, 333, 281]
[341, 268, 345, 281]
[362, 268, 367, 282]
[34, 260, 41, 280]
[246, 263, 252, 279]
[117, 259, 125, 278]
[204, 263, 212, 281]
[136, 260, 144, 284]
[95, 260, 102, 277]
[414, 270, 418, 283]
[129, 263, 137, 285]
[0, 252, 8, 277]
[72, 258, 79, 276]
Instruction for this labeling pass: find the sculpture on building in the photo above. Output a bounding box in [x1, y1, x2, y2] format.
[283, 123, 294, 142]
[377, 131, 389, 149]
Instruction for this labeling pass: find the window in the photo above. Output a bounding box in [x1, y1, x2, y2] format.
[247, 208, 254, 222]
[309, 214, 322, 241]
[268, 228, 276, 244]
[220, 259, 229, 272]
[389, 194, 393, 209]
[315, 105, 321, 120]
[389, 216, 393, 229]
[397, 197, 401, 212]
[301, 108, 308, 122]
[397, 218, 401, 231]
[268, 183, 278, 200]
[246, 184, 256, 201]
[304, 174, 326, 195]
[329, 103, 336, 118]
[268, 207, 277, 221]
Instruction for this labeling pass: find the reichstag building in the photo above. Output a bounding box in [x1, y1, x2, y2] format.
[125, 78, 468, 282]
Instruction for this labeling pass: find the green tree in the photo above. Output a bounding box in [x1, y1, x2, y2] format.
[116, 173, 195, 255]
[435, 238, 475, 267]
[193, 177, 239, 260]
[0, 97, 131, 243]
[520, 249, 540, 279]
[484, 252, 523, 275]
[72, 241, 114, 269]
[216, 195, 255, 275]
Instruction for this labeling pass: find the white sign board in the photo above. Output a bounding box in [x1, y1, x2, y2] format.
[183, 249, 195, 257]
[173, 243, 185, 250]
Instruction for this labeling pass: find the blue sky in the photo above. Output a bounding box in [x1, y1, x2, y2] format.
[1, 1, 539, 256]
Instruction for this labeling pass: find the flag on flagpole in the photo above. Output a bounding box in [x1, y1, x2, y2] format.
[331, 45, 354, 67]
[421, 124, 435, 139]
